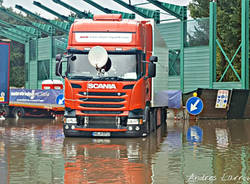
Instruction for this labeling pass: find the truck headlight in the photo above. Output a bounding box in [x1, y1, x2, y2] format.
[127, 119, 139, 125]
[65, 118, 77, 124]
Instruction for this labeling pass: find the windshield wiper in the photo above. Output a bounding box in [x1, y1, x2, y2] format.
[99, 77, 125, 81]
[69, 76, 93, 80]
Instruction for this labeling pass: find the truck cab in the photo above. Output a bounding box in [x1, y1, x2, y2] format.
[56, 14, 168, 137]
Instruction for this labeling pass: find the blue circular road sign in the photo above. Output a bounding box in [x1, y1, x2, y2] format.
[56, 94, 65, 105]
[186, 96, 203, 115]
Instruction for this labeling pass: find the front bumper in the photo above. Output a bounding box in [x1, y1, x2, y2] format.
[63, 124, 146, 138]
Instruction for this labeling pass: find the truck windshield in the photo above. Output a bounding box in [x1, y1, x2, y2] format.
[67, 52, 142, 81]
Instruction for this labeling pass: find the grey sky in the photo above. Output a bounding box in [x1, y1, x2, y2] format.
[2, 0, 190, 20]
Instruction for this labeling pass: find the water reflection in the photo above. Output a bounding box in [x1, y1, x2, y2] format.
[63, 124, 167, 184]
[0, 118, 249, 183]
[0, 118, 64, 184]
[182, 119, 250, 184]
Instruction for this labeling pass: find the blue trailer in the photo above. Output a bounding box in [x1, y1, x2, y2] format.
[8, 88, 64, 118]
[0, 43, 10, 105]
[0, 43, 64, 118]
[0, 43, 10, 118]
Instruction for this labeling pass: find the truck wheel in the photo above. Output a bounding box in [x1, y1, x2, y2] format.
[161, 107, 167, 125]
[13, 107, 25, 118]
[150, 108, 157, 132]
[156, 108, 164, 127]
[63, 128, 71, 137]
[0, 106, 9, 117]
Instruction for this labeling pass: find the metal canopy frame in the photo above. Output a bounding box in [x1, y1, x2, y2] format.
[0, 26, 27, 44]
[15, 5, 68, 34]
[0, 6, 52, 35]
[146, 0, 187, 20]
[33, 1, 74, 24]
[0, 19, 38, 38]
[113, 0, 160, 23]
[83, 0, 135, 19]
[52, 0, 93, 19]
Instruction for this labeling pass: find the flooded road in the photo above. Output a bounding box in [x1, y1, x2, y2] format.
[0, 118, 250, 184]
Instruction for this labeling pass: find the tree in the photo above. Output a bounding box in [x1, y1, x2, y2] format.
[189, 0, 242, 82]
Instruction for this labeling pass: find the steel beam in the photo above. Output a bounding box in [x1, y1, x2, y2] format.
[113, 0, 160, 23]
[241, 0, 249, 89]
[33, 1, 74, 23]
[0, 28, 26, 44]
[52, 0, 93, 19]
[209, 1, 216, 88]
[15, 5, 69, 34]
[146, 0, 187, 20]
[0, 6, 52, 35]
[83, 0, 135, 19]
[0, 19, 38, 38]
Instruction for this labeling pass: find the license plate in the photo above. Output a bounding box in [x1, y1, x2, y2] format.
[92, 132, 111, 137]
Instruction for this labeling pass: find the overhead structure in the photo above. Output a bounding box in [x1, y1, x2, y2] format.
[52, 0, 93, 19]
[146, 0, 187, 20]
[33, 1, 74, 23]
[0, 19, 38, 38]
[113, 0, 160, 23]
[0, 26, 27, 44]
[83, 0, 135, 19]
[0, 6, 52, 35]
[15, 5, 70, 34]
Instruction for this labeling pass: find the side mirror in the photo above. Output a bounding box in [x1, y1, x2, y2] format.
[148, 62, 156, 78]
[56, 54, 62, 62]
[149, 56, 158, 63]
[55, 60, 62, 77]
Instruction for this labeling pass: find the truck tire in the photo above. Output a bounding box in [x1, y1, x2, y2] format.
[156, 108, 163, 127]
[156, 107, 167, 127]
[13, 107, 25, 118]
[144, 106, 151, 134]
[150, 108, 157, 132]
[0, 106, 9, 117]
[63, 129, 70, 137]
[161, 107, 167, 125]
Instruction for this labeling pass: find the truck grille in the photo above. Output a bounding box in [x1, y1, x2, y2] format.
[81, 111, 123, 114]
[79, 91, 127, 115]
[79, 92, 126, 96]
[80, 98, 125, 102]
[80, 104, 124, 108]
[89, 116, 116, 125]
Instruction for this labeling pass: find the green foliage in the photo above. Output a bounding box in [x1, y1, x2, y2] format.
[186, 18, 209, 47]
[189, 0, 242, 82]
[9, 66, 25, 87]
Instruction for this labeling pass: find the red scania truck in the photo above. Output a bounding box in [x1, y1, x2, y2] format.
[56, 14, 168, 137]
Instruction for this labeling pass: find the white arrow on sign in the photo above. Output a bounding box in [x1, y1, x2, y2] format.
[190, 99, 200, 111]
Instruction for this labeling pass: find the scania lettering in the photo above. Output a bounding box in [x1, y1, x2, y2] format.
[87, 83, 117, 89]
[56, 14, 168, 137]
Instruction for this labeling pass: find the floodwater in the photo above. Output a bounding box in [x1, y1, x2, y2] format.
[0, 118, 250, 184]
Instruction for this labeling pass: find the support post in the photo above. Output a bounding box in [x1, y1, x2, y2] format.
[180, 8, 187, 92]
[180, 21, 185, 91]
[36, 38, 39, 89]
[50, 34, 53, 80]
[209, 1, 217, 88]
[241, 0, 249, 89]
